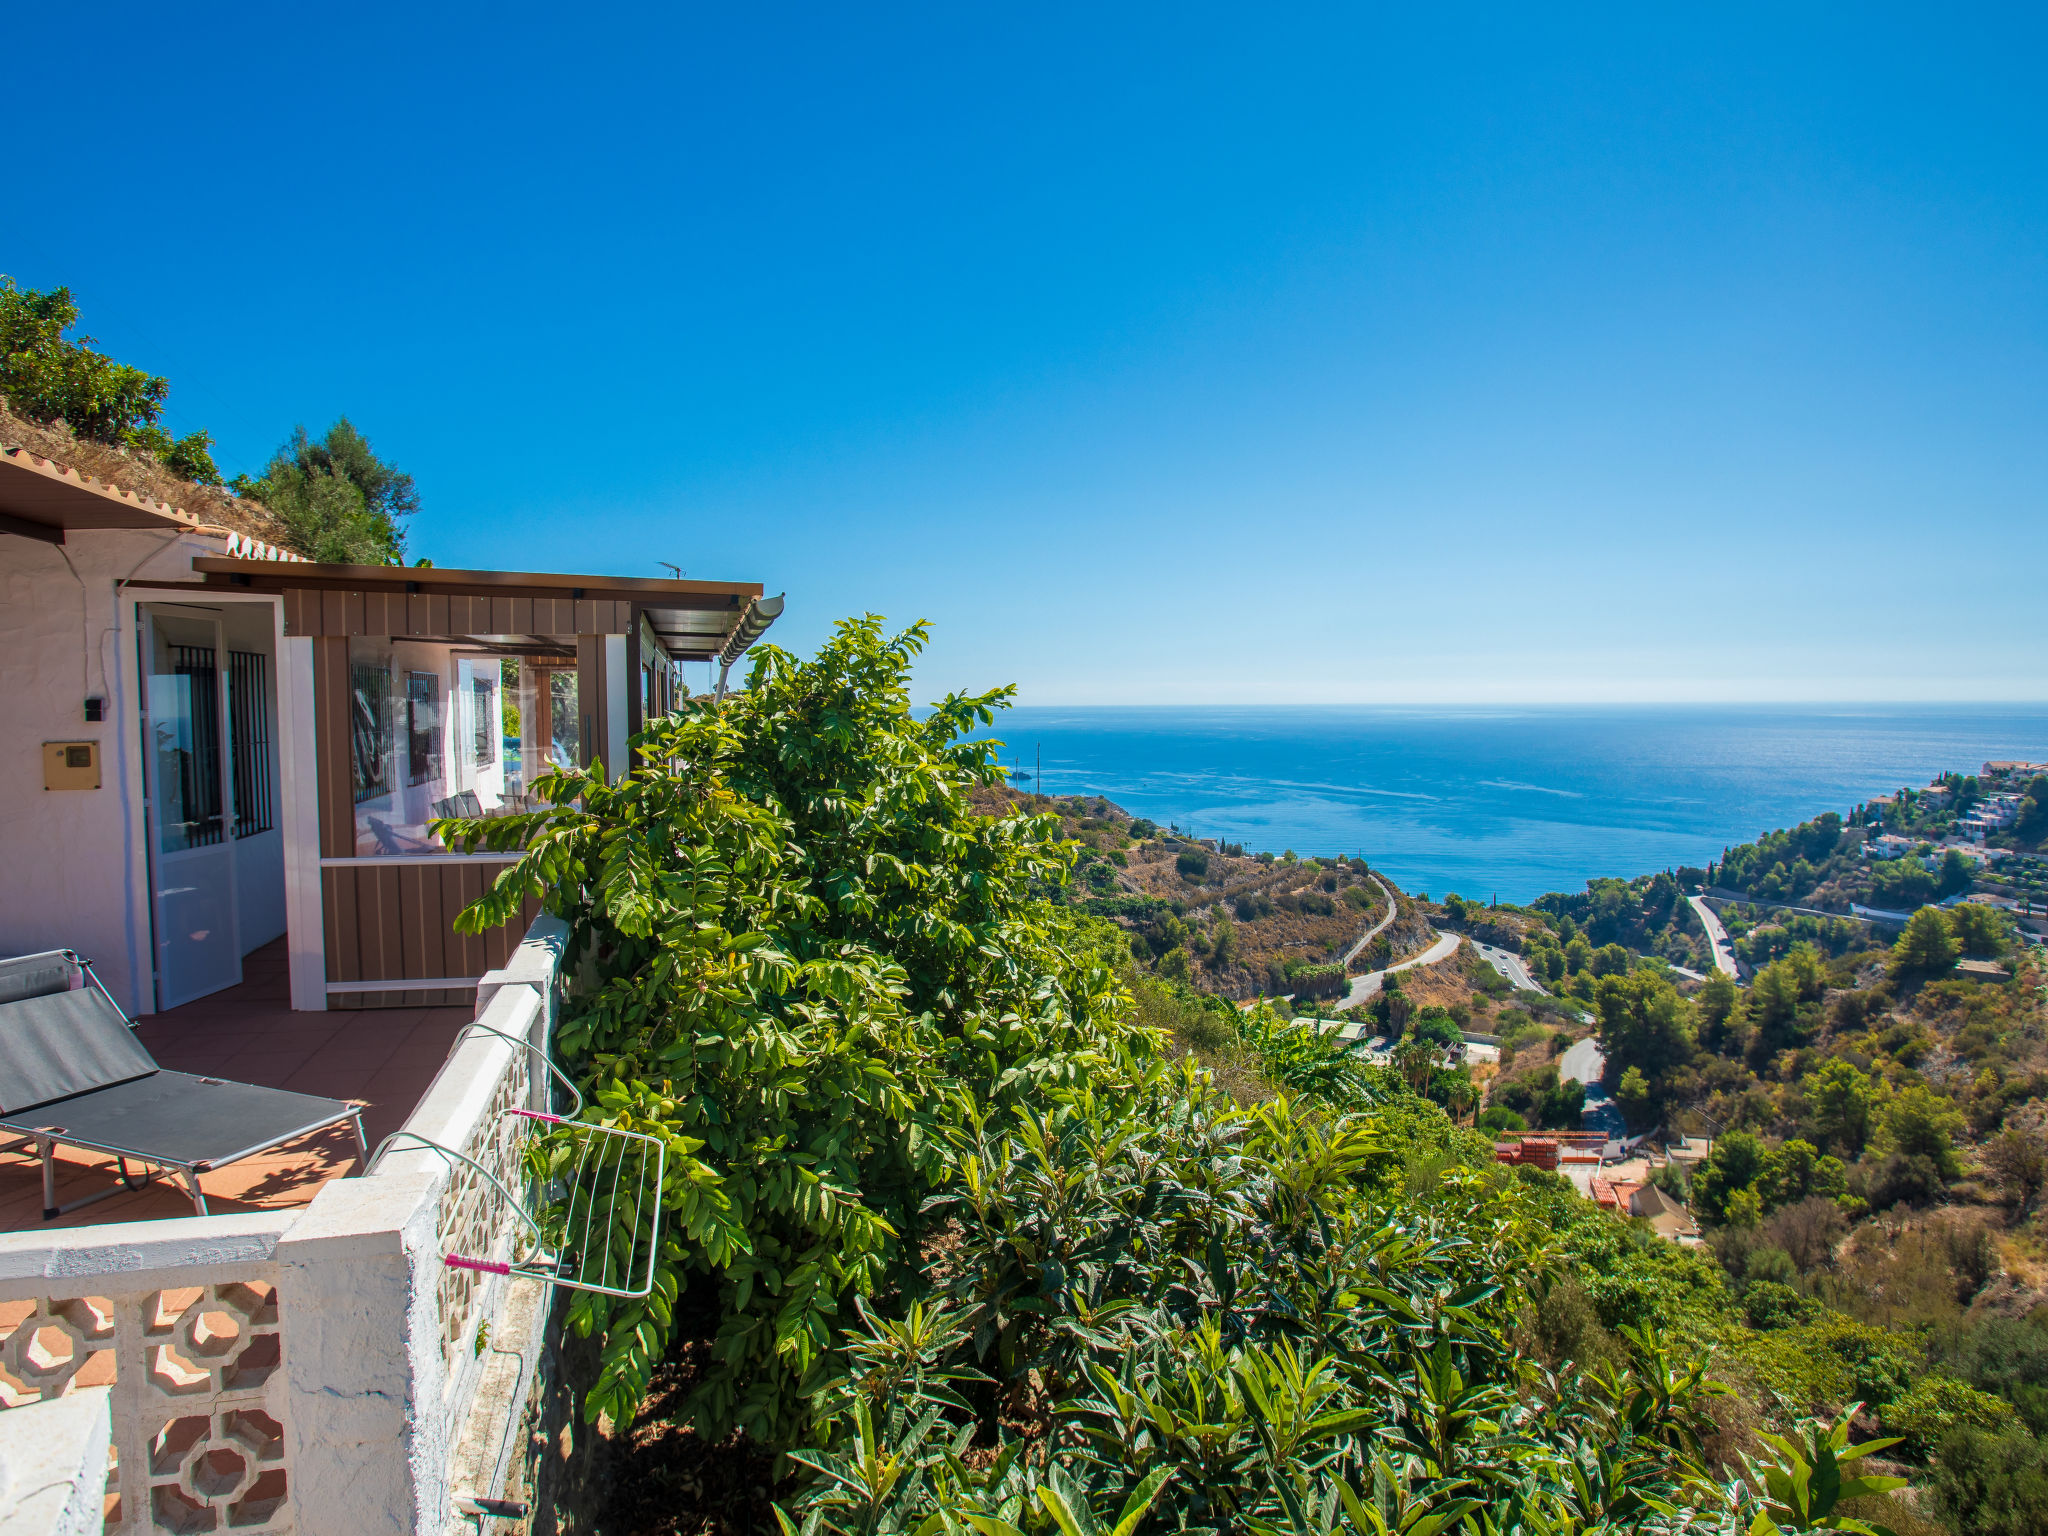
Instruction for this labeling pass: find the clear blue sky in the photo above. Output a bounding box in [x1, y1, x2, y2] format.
[8, 6, 2044, 703]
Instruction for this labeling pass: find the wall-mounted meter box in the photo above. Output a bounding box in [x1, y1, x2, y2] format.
[43, 741, 100, 790]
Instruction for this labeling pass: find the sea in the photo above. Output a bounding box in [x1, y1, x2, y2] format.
[971, 705, 2048, 905]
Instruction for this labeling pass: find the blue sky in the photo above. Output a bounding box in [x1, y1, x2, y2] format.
[7, 6, 2044, 703]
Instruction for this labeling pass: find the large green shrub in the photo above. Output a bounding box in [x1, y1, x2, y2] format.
[448, 618, 1140, 1441]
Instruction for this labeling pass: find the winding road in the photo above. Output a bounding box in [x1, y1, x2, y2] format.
[1470, 939, 1545, 993]
[1341, 932, 1463, 1008]
[1687, 894, 1740, 979]
[1341, 876, 1400, 964]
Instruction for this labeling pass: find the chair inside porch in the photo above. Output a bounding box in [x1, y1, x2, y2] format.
[0, 939, 467, 1232]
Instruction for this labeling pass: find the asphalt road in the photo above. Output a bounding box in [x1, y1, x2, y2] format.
[1687, 894, 1741, 978]
[1470, 939, 1544, 993]
[1558, 1034, 1606, 1086]
[1341, 932, 1462, 1008]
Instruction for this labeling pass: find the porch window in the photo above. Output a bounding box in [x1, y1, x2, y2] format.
[347, 638, 559, 856]
[406, 672, 442, 786]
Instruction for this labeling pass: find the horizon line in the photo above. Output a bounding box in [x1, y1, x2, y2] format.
[985, 698, 2048, 710]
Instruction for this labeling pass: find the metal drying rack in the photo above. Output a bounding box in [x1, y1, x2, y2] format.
[369, 1021, 666, 1300]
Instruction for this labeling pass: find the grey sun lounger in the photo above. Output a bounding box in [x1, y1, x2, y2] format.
[0, 950, 367, 1219]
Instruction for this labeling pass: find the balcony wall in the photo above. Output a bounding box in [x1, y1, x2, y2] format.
[0, 913, 571, 1534]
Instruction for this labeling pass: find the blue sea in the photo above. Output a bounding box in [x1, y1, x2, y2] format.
[973, 706, 2048, 904]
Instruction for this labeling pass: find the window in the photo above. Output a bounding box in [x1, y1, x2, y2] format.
[406, 672, 442, 787]
[352, 662, 392, 805]
[349, 637, 553, 856]
[472, 674, 496, 767]
[229, 650, 274, 837]
[165, 645, 225, 850]
[549, 670, 580, 768]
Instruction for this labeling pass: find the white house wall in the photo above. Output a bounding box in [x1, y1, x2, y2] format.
[0, 528, 211, 1013]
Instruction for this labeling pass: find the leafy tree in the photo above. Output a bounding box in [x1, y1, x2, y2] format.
[1767, 1138, 1847, 1208]
[1594, 969, 1696, 1084]
[1746, 945, 1827, 1060]
[1693, 1130, 1770, 1225]
[1882, 1376, 2018, 1460]
[443, 617, 1126, 1441]
[1615, 1065, 1653, 1130]
[1875, 1083, 1964, 1180]
[1985, 1113, 2048, 1214]
[1477, 1105, 1526, 1135]
[0, 276, 220, 481]
[1695, 970, 1740, 1053]
[1946, 901, 2011, 959]
[1207, 916, 1237, 969]
[1869, 858, 1939, 909]
[1807, 1057, 1879, 1156]
[1938, 848, 1975, 900]
[2015, 775, 2048, 842]
[235, 418, 417, 563]
[1927, 1310, 2048, 1437]
[1891, 905, 1959, 980]
[1927, 1427, 2048, 1536]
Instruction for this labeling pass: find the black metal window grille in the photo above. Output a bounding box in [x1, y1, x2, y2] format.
[229, 651, 274, 837]
[170, 645, 226, 848]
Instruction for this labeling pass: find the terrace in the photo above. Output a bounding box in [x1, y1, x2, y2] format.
[0, 917, 569, 1535]
[0, 941, 465, 1232]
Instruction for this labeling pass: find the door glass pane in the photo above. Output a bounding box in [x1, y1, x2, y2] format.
[146, 610, 240, 1007]
[150, 625, 225, 854]
[549, 670, 579, 768]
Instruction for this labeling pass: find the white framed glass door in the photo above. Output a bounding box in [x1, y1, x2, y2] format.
[142, 607, 242, 1008]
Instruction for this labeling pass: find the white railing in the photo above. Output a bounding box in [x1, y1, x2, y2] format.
[0, 914, 570, 1535]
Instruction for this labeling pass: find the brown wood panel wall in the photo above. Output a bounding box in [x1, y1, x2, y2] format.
[321, 862, 540, 1008]
[311, 637, 354, 858]
[281, 588, 630, 638]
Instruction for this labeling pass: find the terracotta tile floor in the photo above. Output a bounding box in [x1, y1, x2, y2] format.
[0, 939, 467, 1232]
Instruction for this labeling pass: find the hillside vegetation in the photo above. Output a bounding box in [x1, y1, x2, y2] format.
[445, 620, 2048, 1536]
[1, 276, 415, 563]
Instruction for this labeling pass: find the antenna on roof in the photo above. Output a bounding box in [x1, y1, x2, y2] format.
[658, 562, 684, 579]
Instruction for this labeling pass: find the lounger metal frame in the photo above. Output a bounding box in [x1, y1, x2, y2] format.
[0, 951, 369, 1219]
[10, 1097, 370, 1220]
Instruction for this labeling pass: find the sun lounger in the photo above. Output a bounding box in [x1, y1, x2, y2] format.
[0, 950, 367, 1219]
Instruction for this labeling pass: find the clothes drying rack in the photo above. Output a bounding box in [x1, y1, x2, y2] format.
[369, 1021, 666, 1300]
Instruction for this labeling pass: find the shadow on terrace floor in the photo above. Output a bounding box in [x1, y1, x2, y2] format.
[0, 939, 467, 1233]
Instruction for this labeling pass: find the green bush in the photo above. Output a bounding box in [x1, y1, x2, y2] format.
[445, 617, 1135, 1441]
[1742, 1280, 1815, 1331]
[0, 277, 221, 481]
[1286, 961, 1348, 1000]
[1927, 1427, 2048, 1536]
[1883, 1376, 2018, 1460]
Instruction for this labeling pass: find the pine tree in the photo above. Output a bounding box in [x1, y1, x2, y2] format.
[1890, 905, 1958, 979]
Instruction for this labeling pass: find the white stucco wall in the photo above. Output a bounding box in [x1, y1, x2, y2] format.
[0, 530, 292, 1012]
[0, 529, 210, 1013]
[0, 1386, 112, 1536]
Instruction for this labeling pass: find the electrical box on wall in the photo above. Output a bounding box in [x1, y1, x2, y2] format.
[43, 741, 100, 790]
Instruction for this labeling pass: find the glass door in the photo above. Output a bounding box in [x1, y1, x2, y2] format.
[142, 607, 242, 1008]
